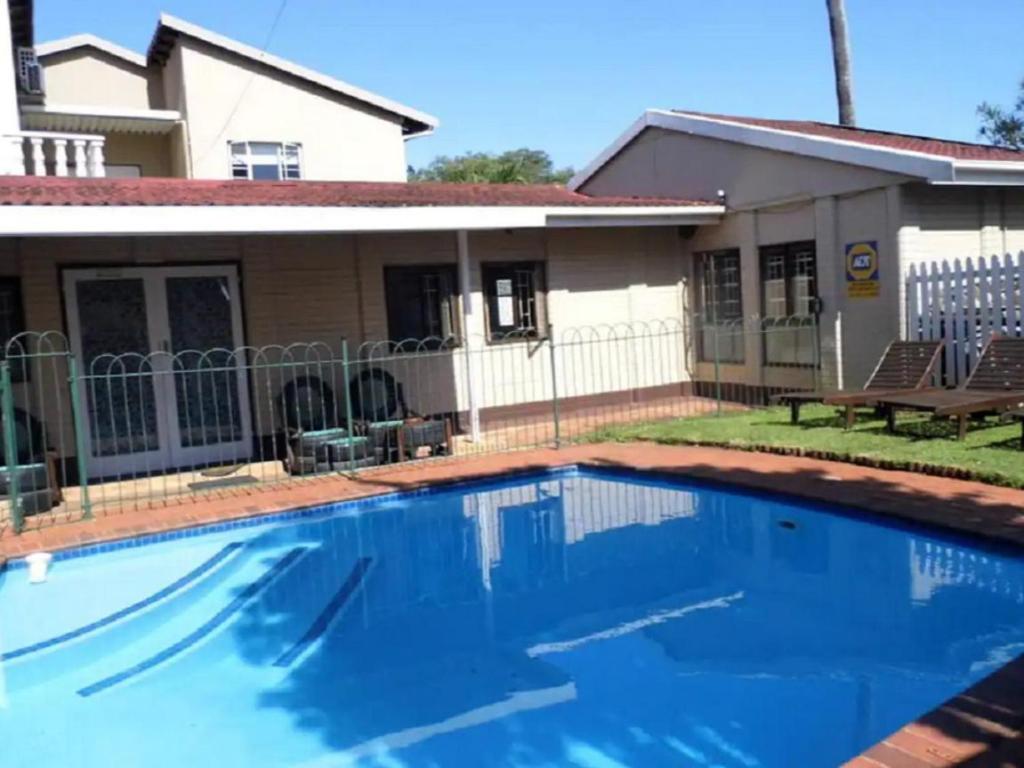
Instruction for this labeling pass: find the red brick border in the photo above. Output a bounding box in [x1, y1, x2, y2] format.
[2, 443, 1022, 766]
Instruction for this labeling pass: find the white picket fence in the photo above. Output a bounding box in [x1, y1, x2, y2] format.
[906, 253, 1024, 386]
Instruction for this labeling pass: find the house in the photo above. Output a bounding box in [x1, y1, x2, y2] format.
[570, 110, 1024, 389]
[4, 0, 1021, 504]
[0, 1, 721, 491]
[13, 14, 436, 181]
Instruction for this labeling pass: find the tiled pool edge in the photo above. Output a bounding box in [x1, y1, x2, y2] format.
[842, 654, 1024, 768]
[1, 464, 583, 569]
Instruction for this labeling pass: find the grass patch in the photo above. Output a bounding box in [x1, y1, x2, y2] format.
[584, 404, 1024, 488]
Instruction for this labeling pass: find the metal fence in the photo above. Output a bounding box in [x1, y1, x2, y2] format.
[0, 315, 830, 534]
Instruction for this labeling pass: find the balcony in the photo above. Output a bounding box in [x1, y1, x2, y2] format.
[21, 131, 106, 177]
[7, 131, 106, 177]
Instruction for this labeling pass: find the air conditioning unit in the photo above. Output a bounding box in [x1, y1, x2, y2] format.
[16, 47, 44, 95]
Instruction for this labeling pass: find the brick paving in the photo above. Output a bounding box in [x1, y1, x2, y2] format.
[1, 442, 1023, 767]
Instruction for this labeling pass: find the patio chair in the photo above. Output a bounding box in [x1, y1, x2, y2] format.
[770, 340, 942, 427]
[348, 368, 451, 462]
[0, 407, 61, 516]
[278, 376, 377, 476]
[1001, 408, 1024, 450]
[877, 336, 1024, 440]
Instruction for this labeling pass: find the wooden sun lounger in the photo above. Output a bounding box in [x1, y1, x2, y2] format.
[771, 340, 942, 427]
[878, 336, 1024, 440]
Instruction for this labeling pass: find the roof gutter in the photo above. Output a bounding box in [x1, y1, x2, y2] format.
[946, 161, 1024, 186]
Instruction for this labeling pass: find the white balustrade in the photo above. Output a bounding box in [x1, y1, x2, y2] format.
[1, 132, 106, 177]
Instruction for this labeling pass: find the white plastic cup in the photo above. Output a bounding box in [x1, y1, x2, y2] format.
[25, 552, 52, 585]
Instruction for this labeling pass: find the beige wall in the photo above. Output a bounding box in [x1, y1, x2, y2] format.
[580, 128, 910, 209]
[39, 49, 163, 109]
[684, 187, 901, 390]
[103, 133, 173, 177]
[38, 39, 413, 181]
[171, 37, 408, 181]
[4, 226, 689, 451]
[580, 127, 921, 388]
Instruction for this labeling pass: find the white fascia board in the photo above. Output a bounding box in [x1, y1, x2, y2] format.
[152, 14, 439, 134]
[948, 160, 1024, 185]
[0, 205, 719, 237]
[546, 207, 723, 228]
[570, 109, 959, 191]
[36, 34, 148, 68]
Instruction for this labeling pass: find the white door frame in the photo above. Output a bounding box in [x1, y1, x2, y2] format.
[63, 264, 252, 479]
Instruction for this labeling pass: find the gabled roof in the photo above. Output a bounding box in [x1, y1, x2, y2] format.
[35, 33, 148, 68]
[570, 109, 1024, 191]
[146, 14, 438, 137]
[0, 176, 712, 208]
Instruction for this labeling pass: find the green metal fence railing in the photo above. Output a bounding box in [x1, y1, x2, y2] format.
[0, 315, 832, 534]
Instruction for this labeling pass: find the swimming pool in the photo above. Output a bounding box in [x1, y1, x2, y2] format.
[1, 466, 1022, 768]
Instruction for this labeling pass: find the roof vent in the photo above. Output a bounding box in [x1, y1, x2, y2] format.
[16, 47, 45, 95]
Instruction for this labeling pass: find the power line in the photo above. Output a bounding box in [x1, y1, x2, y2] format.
[196, 0, 291, 167]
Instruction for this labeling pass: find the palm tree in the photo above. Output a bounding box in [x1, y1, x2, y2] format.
[826, 0, 856, 126]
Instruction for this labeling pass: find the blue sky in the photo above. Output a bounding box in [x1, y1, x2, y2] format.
[36, 0, 1024, 173]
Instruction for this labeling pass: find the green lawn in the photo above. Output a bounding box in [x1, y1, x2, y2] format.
[586, 404, 1024, 488]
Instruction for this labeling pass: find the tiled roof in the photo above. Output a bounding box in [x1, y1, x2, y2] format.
[0, 177, 710, 208]
[673, 110, 1024, 162]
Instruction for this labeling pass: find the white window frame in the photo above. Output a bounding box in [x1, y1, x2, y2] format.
[228, 141, 303, 181]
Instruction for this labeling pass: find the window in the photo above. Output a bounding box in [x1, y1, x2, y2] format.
[759, 241, 819, 366]
[383, 265, 459, 347]
[105, 165, 142, 179]
[482, 262, 546, 341]
[229, 141, 302, 181]
[0, 278, 27, 381]
[695, 249, 743, 363]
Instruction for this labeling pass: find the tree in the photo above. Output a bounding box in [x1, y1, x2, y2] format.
[978, 80, 1024, 149]
[410, 149, 574, 185]
[825, 0, 856, 126]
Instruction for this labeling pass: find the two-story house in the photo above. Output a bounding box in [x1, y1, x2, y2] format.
[13, 14, 436, 180]
[0, 0, 721, 495]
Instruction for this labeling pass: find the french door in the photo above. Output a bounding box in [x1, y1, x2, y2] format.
[63, 265, 252, 479]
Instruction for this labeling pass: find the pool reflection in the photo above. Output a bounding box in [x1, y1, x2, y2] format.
[229, 470, 1024, 767]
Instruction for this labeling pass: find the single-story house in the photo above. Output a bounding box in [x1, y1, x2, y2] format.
[0, 176, 721, 480]
[570, 110, 1024, 389]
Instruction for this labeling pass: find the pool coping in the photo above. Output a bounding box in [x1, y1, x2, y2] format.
[1, 442, 1023, 766]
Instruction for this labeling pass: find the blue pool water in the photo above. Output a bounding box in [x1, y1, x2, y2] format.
[2, 467, 1023, 768]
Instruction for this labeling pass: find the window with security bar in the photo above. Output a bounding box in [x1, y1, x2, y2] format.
[229, 141, 302, 181]
[384, 265, 459, 349]
[482, 262, 547, 342]
[759, 241, 819, 366]
[695, 249, 744, 363]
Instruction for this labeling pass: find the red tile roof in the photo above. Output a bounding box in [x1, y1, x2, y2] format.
[0, 177, 710, 208]
[673, 110, 1024, 162]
